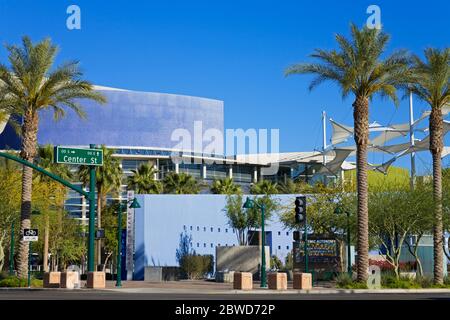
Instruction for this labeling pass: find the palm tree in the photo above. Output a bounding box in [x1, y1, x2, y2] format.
[127, 163, 163, 194]
[285, 24, 410, 282]
[210, 177, 242, 194]
[250, 180, 278, 195]
[0, 36, 106, 278]
[163, 172, 201, 194]
[410, 48, 449, 284]
[78, 145, 122, 267]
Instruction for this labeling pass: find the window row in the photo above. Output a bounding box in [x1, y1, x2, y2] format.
[184, 225, 229, 233]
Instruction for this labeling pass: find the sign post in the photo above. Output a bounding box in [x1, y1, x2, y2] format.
[23, 229, 38, 287]
[54, 146, 103, 166]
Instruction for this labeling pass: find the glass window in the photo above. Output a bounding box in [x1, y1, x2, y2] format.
[286, 231, 289, 236]
[278, 246, 281, 250]
[197, 226, 199, 231]
[196, 243, 199, 248]
[286, 246, 289, 250]
[190, 226, 193, 231]
[204, 243, 206, 248]
[218, 228, 221, 232]
[225, 229, 228, 233]
[278, 231, 281, 236]
[204, 227, 206, 232]
[211, 243, 213, 248]
[210, 227, 213, 232]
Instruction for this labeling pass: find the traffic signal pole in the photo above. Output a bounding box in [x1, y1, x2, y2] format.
[88, 144, 96, 272]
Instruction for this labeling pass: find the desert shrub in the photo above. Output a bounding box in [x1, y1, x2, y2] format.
[270, 255, 283, 270]
[0, 276, 43, 288]
[381, 273, 420, 289]
[284, 251, 293, 270]
[0, 271, 9, 280]
[335, 273, 368, 289]
[180, 254, 213, 280]
[335, 273, 353, 288]
[416, 275, 433, 288]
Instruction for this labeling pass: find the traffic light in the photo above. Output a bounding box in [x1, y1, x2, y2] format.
[294, 196, 306, 224]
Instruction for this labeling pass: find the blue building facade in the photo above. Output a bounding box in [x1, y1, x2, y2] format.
[133, 194, 298, 280]
[37, 87, 224, 149]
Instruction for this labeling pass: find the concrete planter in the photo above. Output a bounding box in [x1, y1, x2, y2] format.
[268, 272, 287, 290]
[233, 272, 253, 290]
[215, 271, 235, 283]
[43, 272, 61, 288]
[86, 271, 106, 289]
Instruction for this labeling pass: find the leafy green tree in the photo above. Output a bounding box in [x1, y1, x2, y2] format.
[250, 180, 278, 195]
[78, 145, 122, 266]
[279, 186, 356, 272]
[101, 203, 126, 272]
[163, 172, 201, 194]
[410, 48, 450, 284]
[369, 182, 433, 278]
[0, 166, 21, 271]
[210, 177, 241, 195]
[127, 163, 162, 194]
[223, 194, 278, 245]
[0, 36, 106, 278]
[285, 24, 411, 281]
[35, 144, 73, 272]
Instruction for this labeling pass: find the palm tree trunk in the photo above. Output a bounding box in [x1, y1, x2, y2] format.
[430, 108, 444, 284]
[353, 96, 370, 283]
[17, 111, 39, 279]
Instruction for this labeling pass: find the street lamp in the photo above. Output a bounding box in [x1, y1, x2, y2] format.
[243, 197, 267, 288]
[116, 197, 140, 288]
[334, 206, 352, 275]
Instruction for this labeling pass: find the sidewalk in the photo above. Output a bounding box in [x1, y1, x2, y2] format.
[101, 280, 450, 295]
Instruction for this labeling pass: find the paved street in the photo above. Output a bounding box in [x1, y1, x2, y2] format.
[2, 280, 450, 300]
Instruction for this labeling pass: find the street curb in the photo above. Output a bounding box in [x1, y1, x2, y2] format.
[100, 288, 450, 294]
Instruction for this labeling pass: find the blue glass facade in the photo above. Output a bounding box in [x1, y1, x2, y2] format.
[36, 88, 224, 149]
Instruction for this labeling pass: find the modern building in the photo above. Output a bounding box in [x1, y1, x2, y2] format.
[0, 86, 336, 220]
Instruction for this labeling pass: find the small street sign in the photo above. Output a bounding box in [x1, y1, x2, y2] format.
[54, 146, 103, 166]
[23, 229, 39, 241]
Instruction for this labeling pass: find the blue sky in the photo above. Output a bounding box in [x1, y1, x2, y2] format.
[1, 0, 449, 174]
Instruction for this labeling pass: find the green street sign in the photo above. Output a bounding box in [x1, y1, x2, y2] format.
[54, 146, 103, 166]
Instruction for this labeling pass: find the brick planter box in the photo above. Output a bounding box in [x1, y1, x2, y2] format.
[60, 271, 80, 289]
[43, 272, 61, 288]
[268, 272, 287, 290]
[293, 273, 312, 290]
[86, 271, 106, 289]
[233, 272, 253, 290]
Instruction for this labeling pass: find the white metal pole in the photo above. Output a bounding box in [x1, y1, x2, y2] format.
[409, 91, 416, 189]
[322, 111, 327, 184]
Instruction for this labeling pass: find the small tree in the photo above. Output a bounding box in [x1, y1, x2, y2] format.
[369, 182, 432, 278]
[223, 194, 278, 245]
[279, 186, 357, 272]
